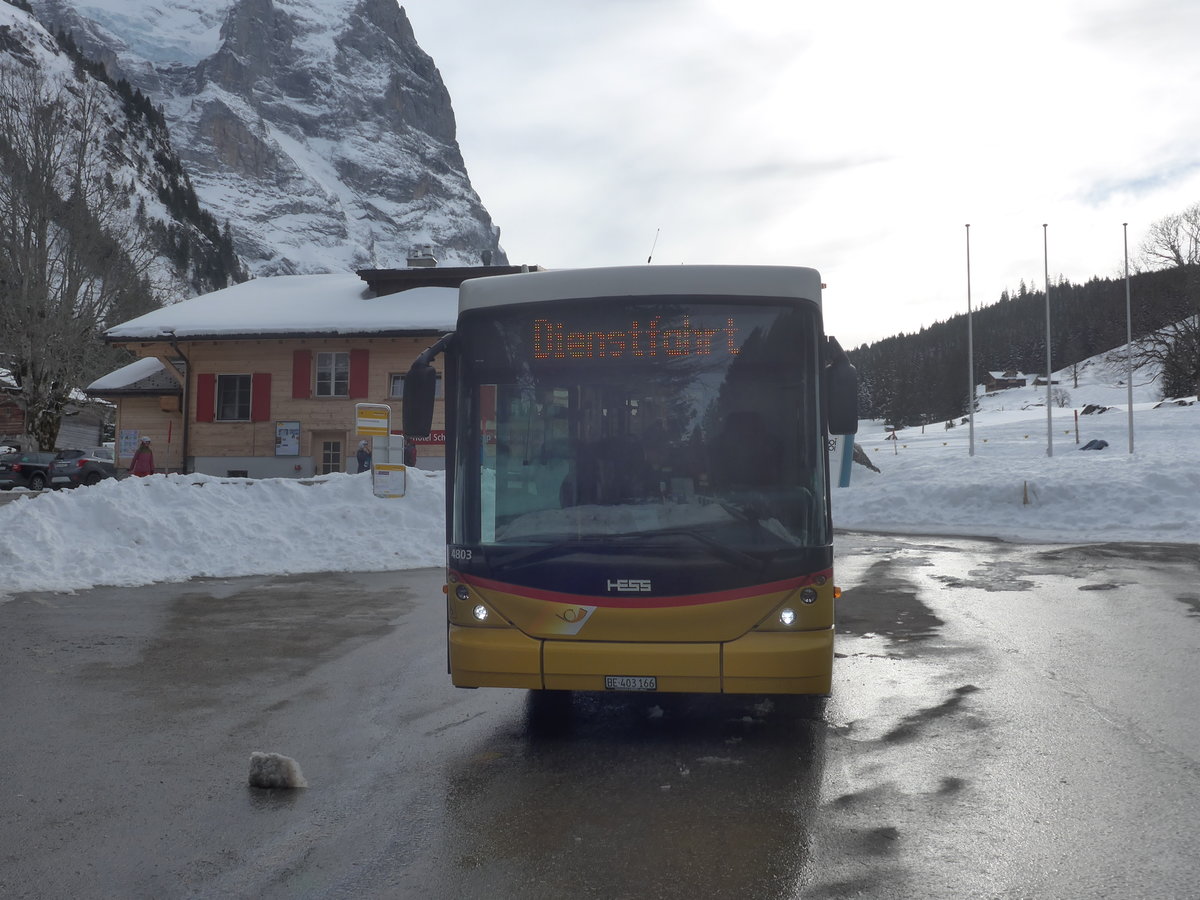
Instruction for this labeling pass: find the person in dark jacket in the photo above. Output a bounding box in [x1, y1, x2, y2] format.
[356, 439, 372, 473]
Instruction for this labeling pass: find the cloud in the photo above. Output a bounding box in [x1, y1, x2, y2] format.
[1083, 161, 1200, 206]
[404, 0, 1200, 347]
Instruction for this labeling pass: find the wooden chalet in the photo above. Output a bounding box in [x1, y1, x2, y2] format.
[92, 264, 536, 476]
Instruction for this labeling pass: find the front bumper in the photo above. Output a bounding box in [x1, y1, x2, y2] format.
[448, 625, 833, 695]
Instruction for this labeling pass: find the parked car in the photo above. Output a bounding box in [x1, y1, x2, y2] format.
[0, 450, 57, 491]
[49, 447, 119, 488]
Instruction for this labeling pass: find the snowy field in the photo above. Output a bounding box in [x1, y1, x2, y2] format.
[0, 357, 1195, 598]
[836, 356, 1199, 545]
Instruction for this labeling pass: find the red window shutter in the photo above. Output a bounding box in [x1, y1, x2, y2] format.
[196, 374, 215, 423]
[292, 349, 311, 399]
[251, 373, 272, 422]
[349, 348, 369, 398]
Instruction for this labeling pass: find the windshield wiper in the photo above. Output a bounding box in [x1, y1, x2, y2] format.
[633, 527, 763, 570]
[486, 536, 605, 572]
[718, 501, 757, 524]
[486, 498, 808, 575]
[486, 527, 764, 574]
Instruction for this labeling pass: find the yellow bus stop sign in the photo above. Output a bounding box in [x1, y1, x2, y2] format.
[356, 403, 391, 437]
[372, 463, 406, 498]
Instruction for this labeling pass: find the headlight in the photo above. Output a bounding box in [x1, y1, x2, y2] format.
[455, 584, 471, 601]
[472, 604, 489, 622]
[779, 608, 796, 626]
[800, 588, 818, 605]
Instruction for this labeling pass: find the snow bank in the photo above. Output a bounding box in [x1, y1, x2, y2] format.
[1, 470, 445, 597]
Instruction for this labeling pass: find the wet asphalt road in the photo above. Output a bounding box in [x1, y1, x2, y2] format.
[1, 536, 1198, 899]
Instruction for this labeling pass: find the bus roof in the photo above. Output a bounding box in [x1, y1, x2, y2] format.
[458, 265, 823, 313]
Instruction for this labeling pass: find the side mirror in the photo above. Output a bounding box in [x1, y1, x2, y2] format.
[401, 361, 437, 438]
[825, 337, 858, 436]
[402, 332, 454, 438]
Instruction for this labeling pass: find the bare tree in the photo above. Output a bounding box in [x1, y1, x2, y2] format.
[0, 62, 158, 450]
[1134, 203, 1200, 398]
[1141, 203, 1200, 269]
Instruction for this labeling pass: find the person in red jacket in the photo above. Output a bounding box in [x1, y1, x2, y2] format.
[129, 437, 155, 476]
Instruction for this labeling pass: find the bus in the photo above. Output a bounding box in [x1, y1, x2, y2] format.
[402, 265, 857, 699]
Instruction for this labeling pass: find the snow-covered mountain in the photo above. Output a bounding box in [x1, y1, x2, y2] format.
[28, 0, 508, 276]
[0, 1, 242, 300]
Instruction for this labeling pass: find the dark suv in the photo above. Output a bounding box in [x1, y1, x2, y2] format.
[49, 447, 119, 488]
[0, 450, 57, 491]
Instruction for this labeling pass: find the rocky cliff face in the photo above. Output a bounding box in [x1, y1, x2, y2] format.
[1, 1, 244, 299]
[31, 0, 508, 276]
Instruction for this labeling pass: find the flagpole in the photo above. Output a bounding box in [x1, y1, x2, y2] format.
[966, 224, 975, 456]
[1043, 223, 1053, 457]
[1124, 223, 1134, 453]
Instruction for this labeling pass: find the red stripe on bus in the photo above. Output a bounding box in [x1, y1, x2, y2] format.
[454, 570, 832, 609]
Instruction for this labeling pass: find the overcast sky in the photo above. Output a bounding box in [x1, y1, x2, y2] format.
[400, 0, 1200, 348]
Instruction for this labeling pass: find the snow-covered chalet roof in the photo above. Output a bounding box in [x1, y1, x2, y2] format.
[986, 370, 1030, 380]
[104, 274, 459, 342]
[87, 358, 179, 393]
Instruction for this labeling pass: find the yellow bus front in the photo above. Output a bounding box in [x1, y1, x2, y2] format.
[446, 569, 837, 695]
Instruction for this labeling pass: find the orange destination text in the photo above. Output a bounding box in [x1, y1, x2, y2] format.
[531, 316, 741, 360]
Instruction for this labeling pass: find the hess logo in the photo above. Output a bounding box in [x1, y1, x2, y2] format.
[607, 579, 651, 593]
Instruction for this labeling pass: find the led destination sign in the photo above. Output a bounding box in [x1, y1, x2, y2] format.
[532, 315, 743, 361]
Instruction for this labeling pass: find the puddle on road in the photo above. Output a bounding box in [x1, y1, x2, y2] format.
[837, 557, 944, 654]
[1037, 542, 1200, 567]
[929, 569, 1037, 592]
[812, 534, 1200, 898]
[828, 633, 983, 747]
[878, 684, 983, 744]
[820, 630, 989, 896]
[1174, 594, 1200, 617]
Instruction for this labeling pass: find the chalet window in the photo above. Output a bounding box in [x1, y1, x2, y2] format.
[315, 352, 350, 397]
[216, 374, 252, 421]
[197, 372, 269, 422]
[389, 372, 443, 399]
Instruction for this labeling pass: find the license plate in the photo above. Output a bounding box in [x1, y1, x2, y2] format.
[604, 675, 657, 691]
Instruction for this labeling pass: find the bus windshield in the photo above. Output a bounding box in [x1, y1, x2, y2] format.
[453, 297, 829, 557]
